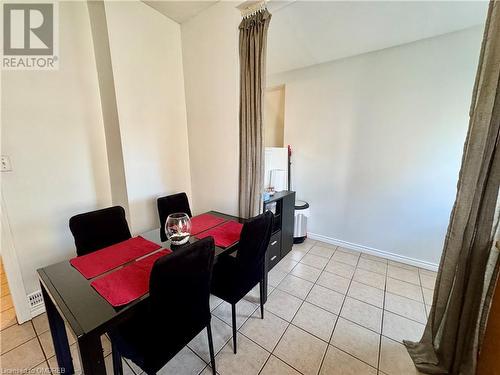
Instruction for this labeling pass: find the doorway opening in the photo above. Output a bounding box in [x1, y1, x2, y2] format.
[264, 84, 285, 148]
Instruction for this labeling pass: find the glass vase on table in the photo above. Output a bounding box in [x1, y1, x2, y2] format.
[166, 213, 192, 246]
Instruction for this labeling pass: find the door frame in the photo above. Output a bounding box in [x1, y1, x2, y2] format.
[1, 195, 31, 323]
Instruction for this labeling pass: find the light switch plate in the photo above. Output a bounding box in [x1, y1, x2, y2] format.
[1, 156, 12, 172]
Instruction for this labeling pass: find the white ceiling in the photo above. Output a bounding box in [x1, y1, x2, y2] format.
[143, 1, 488, 75]
[143, 1, 218, 23]
[143, 0, 292, 24]
[267, 1, 488, 75]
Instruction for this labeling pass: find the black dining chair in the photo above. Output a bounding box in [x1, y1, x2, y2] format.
[109, 237, 216, 375]
[210, 211, 274, 353]
[157, 192, 192, 242]
[69, 206, 131, 256]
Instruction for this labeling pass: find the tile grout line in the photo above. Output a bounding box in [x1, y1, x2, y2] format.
[248, 293, 295, 374]
[271, 244, 333, 375]
[33, 323, 51, 363]
[262, 243, 338, 375]
[4, 275, 419, 370]
[299, 274, 426, 326]
[189, 314, 233, 370]
[4, 241, 435, 374]
[377, 265, 388, 373]
[316, 247, 366, 375]
[0, 323, 43, 360]
[418, 269, 428, 316]
[0, 307, 18, 331]
[197, 299, 261, 373]
[223, 287, 310, 375]
[274, 257, 426, 334]
[268, 286, 386, 343]
[237, 292, 383, 374]
[180, 243, 426, 373]
[31, 321, 52, 373]
[328, 344, 380, 372]
[272, 251, 424, 342]
[286, 254, 393, 288]
[257, 243, 322, 375]
[246, 327, 305, 375]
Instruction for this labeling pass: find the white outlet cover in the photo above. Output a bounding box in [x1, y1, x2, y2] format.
[1, 156, 12, 172]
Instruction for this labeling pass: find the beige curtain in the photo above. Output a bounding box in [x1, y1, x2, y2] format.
[405, 2, 500, 374]
[238, 9, 272, 218]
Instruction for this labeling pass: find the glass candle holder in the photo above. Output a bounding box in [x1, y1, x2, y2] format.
[166, 213, 191, 245]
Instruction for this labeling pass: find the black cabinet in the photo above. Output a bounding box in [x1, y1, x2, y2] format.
[263, 191, 295, 271]
[267, 232, 281, 270]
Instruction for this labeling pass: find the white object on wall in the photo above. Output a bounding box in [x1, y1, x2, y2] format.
[270, 169, 287, 192]
[264, 147, 288, 190]
[1, 156, 13, 172]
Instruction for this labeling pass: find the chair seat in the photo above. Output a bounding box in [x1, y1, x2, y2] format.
[211, 254, 263, 304]
[108, 238, 217, 375]
[209, 211, 273, 354]
[109, 310, 148, 370]
[110, 310, 208, 374]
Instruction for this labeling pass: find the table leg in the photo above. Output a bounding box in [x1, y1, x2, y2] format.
[112, 341, 123, 375]
[41, 286, 75, 374]
[77, 334, 106, 375]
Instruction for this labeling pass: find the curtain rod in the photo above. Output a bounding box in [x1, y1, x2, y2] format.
[241, 1, 267, 18]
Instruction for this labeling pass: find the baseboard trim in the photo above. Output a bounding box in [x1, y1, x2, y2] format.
[307, 232, 439, 272]
[31, 304, 46, 319]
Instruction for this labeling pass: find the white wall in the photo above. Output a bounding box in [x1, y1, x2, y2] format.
[179, 4, 482, 267]
[1, 2, 112, 297]
[181, 2, 241, 216]
[1, 1, 194, 314]
[268, 27, 483, 266]
[105, 1, 192, 233]
[0, 1, 484, 314]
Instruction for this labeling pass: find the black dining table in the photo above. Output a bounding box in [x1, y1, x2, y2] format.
[38, 211, 265, 375]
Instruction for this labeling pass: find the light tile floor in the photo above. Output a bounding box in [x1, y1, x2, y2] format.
[0, 239, 436, 374]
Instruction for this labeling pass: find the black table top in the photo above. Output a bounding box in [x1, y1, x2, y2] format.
[37, 211, 244, 339]
[263, 190, 295, 204]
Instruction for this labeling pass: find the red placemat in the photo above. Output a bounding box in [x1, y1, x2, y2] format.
[70, 236, 161, 279]
[190, 213, 226, 235]
[195, 221, 243, 248]
[91, 249, 172, 307]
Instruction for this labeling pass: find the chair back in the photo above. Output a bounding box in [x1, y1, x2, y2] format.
[157, 192, 192, 241]
[69, 206, 131, 256]
[146, 237, 215, 366]
[236, 211, 274, 271]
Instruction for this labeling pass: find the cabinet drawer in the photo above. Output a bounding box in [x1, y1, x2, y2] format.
[267, 232, 281, 270]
